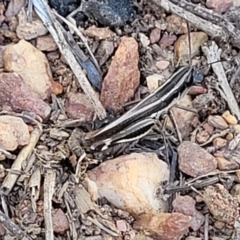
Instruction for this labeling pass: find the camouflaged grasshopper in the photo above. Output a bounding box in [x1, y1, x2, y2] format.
[85, 23, 203, 151]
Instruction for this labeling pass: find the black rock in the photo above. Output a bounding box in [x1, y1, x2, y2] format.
[49, 0, 81, 17]
[80, 0, 133, 27]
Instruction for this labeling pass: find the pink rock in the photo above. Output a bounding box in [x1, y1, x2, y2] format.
[159, 34, 177, 48]
[133, 212, 190, 240]
[206, 0, 233, 13]
[52, 209, 69, 234]
[116, 220, 128, 232]
[155, 60, 170, 71]
[178, 141, 217, 177]
[173, 195, 196, 216]
[190, 211, 205, 231]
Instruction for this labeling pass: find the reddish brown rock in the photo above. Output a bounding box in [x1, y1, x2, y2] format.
[133, 212, 190, 240]
[206, 0, 233, 13]
[65, 92, 95, 121]
[188, 85, 207, 95]
[150, 28, 161, 44]
[36, 35, 58, 52]
[100, 37, 140, 110]
[159, 34, 177, 48]
[203, 184, 239, 225]
[172, 195, 196, 216]
[215, 156, 239, 170]
[52, 209, 69, 234]
[172, 194, 204, 231]
[178, 141, 217, 177]
[203, 122, 214, 135]
[0, 72, 51, 120]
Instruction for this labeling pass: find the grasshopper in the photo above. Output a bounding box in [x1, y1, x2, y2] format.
[85, 23, 204, 151]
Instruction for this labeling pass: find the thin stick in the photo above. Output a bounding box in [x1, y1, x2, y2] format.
[204, 214, 209, 240]
[202, 41, 240, 121]
[31, 0, 106, 120]
[1, 127, 42, 195]
[44, 169, 56, 240]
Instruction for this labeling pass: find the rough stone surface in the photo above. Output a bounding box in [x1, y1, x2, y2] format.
[166, 14, 188, 34]
[84, 25, 115, 40]
[36, 35, 58, 52]
[206, 0, 233, 13]
[0, 72, 51, 120]
[178, 141, 217, 177]
[172, 195, 196, 216]
[208, 115, 228, 129]
[222, 110, 238, 125]
[87, 152, 169, 217]
[100, 37, 140, 110]
[174, 32, 208, 61]
[203, 184, 239, 225]
[150, 28, 161, 44]
[3, 39, 62, 100]
[65, 92, 95, 121]
[133, 212, 191, 240]
[52, 209, 70, 234]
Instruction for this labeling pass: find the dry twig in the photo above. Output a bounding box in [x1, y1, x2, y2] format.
[1, 128, 42, 195]
[31, 0, 106, 119]
[202, 41, 240, 121]
[44, 169, 56, 240]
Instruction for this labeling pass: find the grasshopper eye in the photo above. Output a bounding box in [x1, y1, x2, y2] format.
[193, 69, 204, 85]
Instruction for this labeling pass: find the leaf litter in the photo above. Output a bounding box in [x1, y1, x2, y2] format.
[1, 0, 240, 239]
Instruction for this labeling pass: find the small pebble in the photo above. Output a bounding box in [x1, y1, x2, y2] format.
[178, 141, 217, 177]
[146, 74, 163, 93]
[208, 115, 228, 130]
[206, 0, 233, 13]
[226, 132, 234, 140]
[222, 110, 238, 125]
[139, 33, 150, 48]
[215, 156, 239, 170]
[150, 28, 161, 44]
[196, 130, 210, 144]
[155, 60, 170, 71]
[213, 137, 227, 148]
